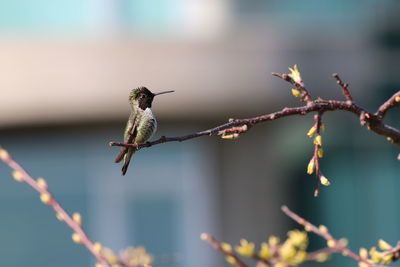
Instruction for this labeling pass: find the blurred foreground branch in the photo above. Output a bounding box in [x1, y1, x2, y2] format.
[0, 148, 111, 266]
[202, 205, 400, 267]
[0, 148, 153, 267]
[281, 206, 399, 267]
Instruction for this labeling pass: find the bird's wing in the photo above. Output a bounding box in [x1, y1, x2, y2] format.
[114, 116, 138, 163]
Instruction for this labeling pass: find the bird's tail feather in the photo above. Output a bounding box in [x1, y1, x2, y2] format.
[121, 148, 136, 176]
[115, 147, 127, 163]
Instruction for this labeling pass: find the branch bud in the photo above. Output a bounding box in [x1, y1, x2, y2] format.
[307, 126, 317, 138]
[317, 148, 324, 158]
[0, 149, 9, 161]
[291, 89, 301, 98]
[359, 248, 368, 258]
[56, 212, 64, 221]
[225, 256, 237, 265]
[37, 178, 47, 189]
[72, 212, 82, 225]
[307, 158, 315, 175]
[221, 133, 239, 139]
[288, 64, 302, 84]
[221, 243, 232, 252]
[268, 236, 280, 246]
[72, 233, 82, 244]
[200, 233, 209, 240]
[235, 239, 255, 257]
[314, 135, 322, 146]
[320, 176, 330, 186]
[93, 242, 103, 253]
[319, 225, 328, 233]
[327, 240, 336, 248]
[40, 193, 52, 205]
[12, 170, 24, 182]
[378, 239, 392, 250]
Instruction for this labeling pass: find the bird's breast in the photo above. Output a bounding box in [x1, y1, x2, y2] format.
[135, 108, 157, 144]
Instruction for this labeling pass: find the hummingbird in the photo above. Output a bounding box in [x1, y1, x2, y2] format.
[115, 87, 174, 175]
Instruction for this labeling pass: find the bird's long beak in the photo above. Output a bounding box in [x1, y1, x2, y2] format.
[153, 90, 174, 96]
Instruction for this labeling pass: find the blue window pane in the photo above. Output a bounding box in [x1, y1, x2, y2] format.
[0, 1, 89, 32]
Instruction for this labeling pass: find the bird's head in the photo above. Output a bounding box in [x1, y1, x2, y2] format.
[129, 87, 174, 110]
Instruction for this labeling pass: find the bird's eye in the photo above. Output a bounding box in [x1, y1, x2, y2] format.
[140, 94, 145, 99]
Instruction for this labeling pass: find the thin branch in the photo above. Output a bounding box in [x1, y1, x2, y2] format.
[200, 233, 249, 267]
[271, 72, 313, 103]
[332, 73, 353, 103]
[281, 205, 395, 267]
[219, 124, 250, 139]
[312, 112, 323, 197]
[0, 148, 111, 267]
[376, 91, 400, 119]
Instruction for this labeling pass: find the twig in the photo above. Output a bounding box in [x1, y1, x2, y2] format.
[0, 148, 111, 267]
[312, 112, 323, 197]
[271, 72, 313, 103]
[200, 233, 249, 267]
[332, 73, 353, 103]
[281, 205, 395, 267]
[218, 123, 250, 139]
[376, 91, 400, 119]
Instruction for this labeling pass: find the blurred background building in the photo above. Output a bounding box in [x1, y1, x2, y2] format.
[0, 0, 399, 266]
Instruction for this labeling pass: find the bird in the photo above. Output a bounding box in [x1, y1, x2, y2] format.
[115, 87, 174, 175]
